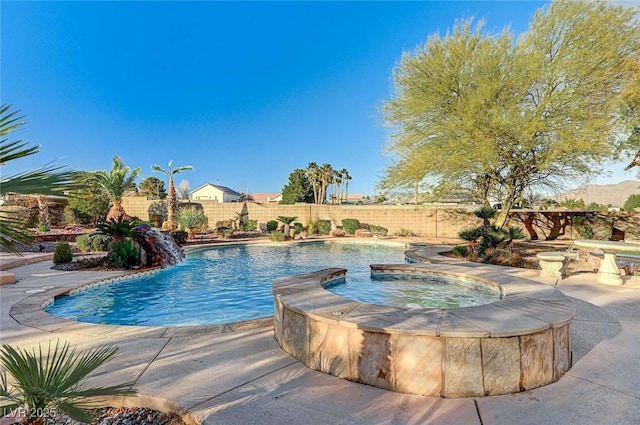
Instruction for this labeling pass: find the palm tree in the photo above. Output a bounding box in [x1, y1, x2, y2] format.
[0, 340, 136, 424]
[305, 162, 321, 204]
[277, 216, 297, 238]
[87, 156, 141, 222]
[151, 161, 193, 230]
[318, 163, 334, 205]
[0, 104, 76, 254]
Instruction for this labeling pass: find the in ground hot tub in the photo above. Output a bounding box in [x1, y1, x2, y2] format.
[272, 263, 575, 397]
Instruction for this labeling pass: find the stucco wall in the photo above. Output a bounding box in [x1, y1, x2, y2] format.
[121, 197, 640, 240]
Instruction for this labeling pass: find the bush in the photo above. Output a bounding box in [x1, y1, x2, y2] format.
[341, 218, 360, 235]
[38, 224, 50, 232]
[369, 225, 388, 235]
[170, 230, 188, 245]
[245, 219, 258, 231]
[317, 219, 332, 235]
[572, 215, 613, 240]
[63, 205, 79, 225]
[306, 218, 318, 234]
[53, 242, 73, 265]
[176, 207, 208, 231]
[107, 240, 139, 269]
[268, 230, 285, 242]
[451, 246, 468, 257]
[266, 220, 279, 232]
[76, 233, 112, 252]
[397, 228, 419, 237]
[294, 222, 304, 233]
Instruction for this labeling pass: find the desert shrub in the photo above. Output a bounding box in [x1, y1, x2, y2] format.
[63, 205, 79, 224]
[266, 220, 279, 232]
[258, 223, 268, 234]
[170, 230, 188, 245]
[245, 219, 258, 231]
[176, 207, 208, 231]
[148, 201, 168, 227]
[268, 230, 285, 242]
[306, 218, 318, 234]
[451, 246, 468, 257]
[53, 242, 73, 265]
[397, 228, 418, 237]
[317, 219, 332, 235]
[341, 218, 360, 235]
[369, 225, 388, 235]
[38, 224, 50, 232]
[107, 240, 139, 269]
[97, 218, 136, 241]
[572, 215, 613, 240]
[76, 233, 112, 252]
[294, 222, 304, 233]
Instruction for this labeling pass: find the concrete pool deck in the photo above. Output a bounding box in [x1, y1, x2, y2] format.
[1, 247, 640, 425]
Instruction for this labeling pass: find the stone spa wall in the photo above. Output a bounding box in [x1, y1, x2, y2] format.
[272, 264, 575, 397]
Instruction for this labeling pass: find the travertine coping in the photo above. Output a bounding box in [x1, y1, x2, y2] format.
[9, 269, 272, 338]
[272, 263, 575, 398]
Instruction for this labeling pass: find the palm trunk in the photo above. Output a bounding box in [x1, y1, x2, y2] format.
[107, 202, 127, 222]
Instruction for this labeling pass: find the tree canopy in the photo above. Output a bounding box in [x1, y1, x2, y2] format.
[139, 176, 167, 199]
[381, 0, 640, 227]
[281, 169, 314, 204]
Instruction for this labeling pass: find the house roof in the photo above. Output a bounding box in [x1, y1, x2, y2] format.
[191, 183, 241, 196]
[251, 193, 281, 203]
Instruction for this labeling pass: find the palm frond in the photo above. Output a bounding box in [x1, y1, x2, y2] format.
[0, 340, 136, 422]
[0, 210, 34, 255]
[0, 104, 27, 137]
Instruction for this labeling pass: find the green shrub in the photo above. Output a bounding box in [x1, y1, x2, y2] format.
[341, 218, 360, 235]
[245, 219, 258, 231]
[76, 233, 112, 252]
[294, 222, 304, 233]
[107, 240, 139, 269]
[63, 205, 79, 225]
[306, 218, 318, 234]
[266, 220, 279, 232]
[572, 215, 613, 240]
[170, 230, 188, 245]
[176, 207, 208, 231]
[38, 224, 50, 232]
[369, 225, 388, 235]
[0, 340, 136, 424]
[317, 219, 332, 235]
[397, 228, 418, 237]
[53, 242, 73, 265]
[97, 218, 136, 240]
[451, 246, 469, 257]
[268, 230, 285, 242]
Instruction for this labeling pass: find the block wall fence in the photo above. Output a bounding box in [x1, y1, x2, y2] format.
[121, 197, 640, 241]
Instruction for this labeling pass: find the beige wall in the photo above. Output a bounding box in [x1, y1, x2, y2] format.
[121, 197, 640, 240]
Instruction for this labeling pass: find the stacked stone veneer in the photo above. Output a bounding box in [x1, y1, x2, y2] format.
[272, 264, 575, 397]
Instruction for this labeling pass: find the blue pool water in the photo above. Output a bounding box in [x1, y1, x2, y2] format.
[45, 242, 408, 326]
[326, 274, 500, 309]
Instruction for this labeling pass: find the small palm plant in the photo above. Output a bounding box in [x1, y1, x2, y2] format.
[0, 340, 136, 424]
[277, 216, 298, 238]
[175, 207, 207, 239]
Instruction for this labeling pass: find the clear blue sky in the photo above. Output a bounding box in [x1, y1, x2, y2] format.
[3, 1, 637, 197]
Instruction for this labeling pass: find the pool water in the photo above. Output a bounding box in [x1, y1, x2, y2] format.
[326, 274, 501, 309]
[45, 242, 408, 326]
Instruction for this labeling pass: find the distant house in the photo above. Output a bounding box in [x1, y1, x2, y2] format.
[342, 193, 368, 204]
[251, 193, 282, 203]
[191, 183, 241, 203]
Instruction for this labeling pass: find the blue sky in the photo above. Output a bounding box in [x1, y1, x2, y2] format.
[3, 1, 637, 197]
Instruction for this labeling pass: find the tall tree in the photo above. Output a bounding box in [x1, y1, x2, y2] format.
[281, 169, 313, 204]
[139, 176, 167, 199]
[67, 172, 111, 224]
[87, 156, 140, 222]
[0, 105, 76, 253]
[382, 0, 640, 227]
[318, 163, 334, 205]
[305, 162, 321, 204]
[151, 160, 193, 229]
[177, 179, 191, 200]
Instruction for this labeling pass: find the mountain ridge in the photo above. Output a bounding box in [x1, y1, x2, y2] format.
[554, 180, 640, 207]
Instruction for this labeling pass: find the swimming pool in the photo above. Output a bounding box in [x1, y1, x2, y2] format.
[45, 241, 408, 326]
